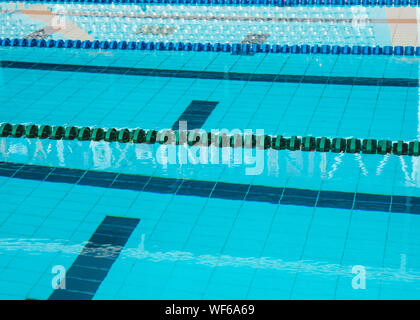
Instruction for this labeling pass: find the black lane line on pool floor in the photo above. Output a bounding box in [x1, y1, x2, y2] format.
[1, 161, 419, 215]
[49, 215, 140, 300]
[172, 100, 219, 130]
[1, 60, 419, 88]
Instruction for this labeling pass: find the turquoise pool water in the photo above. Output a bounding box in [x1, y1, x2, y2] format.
[0, 2, 419, 300]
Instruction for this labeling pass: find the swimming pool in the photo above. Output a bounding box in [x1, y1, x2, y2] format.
[0, 1, 419, 300]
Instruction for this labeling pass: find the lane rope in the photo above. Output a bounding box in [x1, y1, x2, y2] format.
[1, 123, 419, 156]
[1, 38, 420, 56]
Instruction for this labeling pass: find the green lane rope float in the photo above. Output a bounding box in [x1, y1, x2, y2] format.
[0, 122, 419, 157]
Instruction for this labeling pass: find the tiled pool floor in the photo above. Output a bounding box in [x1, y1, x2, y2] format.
[0, 3, 419, 300]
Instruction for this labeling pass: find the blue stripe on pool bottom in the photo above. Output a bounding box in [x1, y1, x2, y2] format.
[48, 216, 140, 300]
[1, 161, 419, 214]
[172, 100, 218, 130]
[1, 60, 419, 88]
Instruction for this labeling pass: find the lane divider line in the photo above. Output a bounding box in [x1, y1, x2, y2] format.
[0, 161, 419, 214]
[49, 215, 140, 300]
[1, 37, 420, 56]
[1, 60, 418, 88]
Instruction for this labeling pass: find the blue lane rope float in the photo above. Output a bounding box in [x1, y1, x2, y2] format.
[1, 38, 420, 57]
[0, 123, 419, 156]
[1, 0, 419, 7]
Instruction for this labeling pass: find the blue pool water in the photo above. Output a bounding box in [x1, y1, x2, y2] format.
[0, 2, 419, 300]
